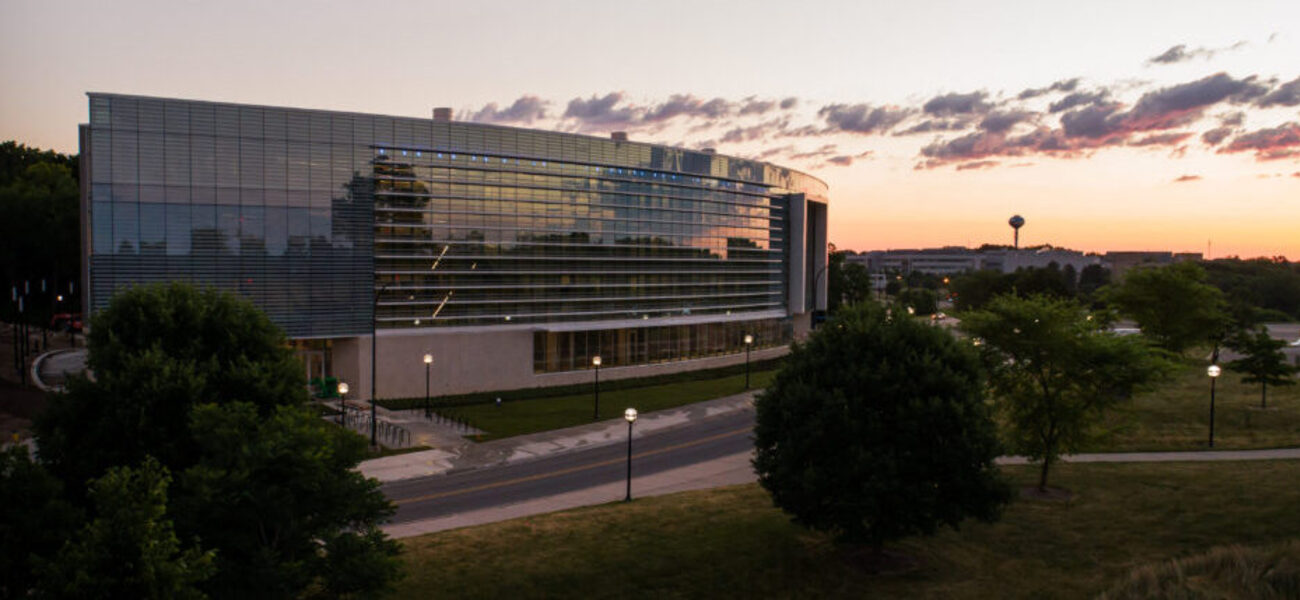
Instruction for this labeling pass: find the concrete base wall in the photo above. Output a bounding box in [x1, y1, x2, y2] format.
[330, 328, 793, 401]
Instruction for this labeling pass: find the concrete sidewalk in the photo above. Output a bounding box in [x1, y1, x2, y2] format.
[359, 390, 758, 483]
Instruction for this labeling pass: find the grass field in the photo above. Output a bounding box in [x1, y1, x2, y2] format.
[441, 368, 778, 441]
[1088, 361, 1300, 452]
[396, 461, 1300, 599]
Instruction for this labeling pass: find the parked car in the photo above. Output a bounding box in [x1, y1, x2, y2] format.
[50, 313, 83, 333]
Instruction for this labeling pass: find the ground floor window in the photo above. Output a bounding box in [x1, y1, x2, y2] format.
[532, 318, 790, 373]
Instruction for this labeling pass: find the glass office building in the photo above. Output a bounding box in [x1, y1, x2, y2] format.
[80, 93, 829, 398]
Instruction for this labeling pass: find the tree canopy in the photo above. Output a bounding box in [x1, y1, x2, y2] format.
[36, 282, 306, 486]
[39, 458, 214, 600]
[961, 294, 1169, 490]
[753, 302, 1010, 547]
[1226, 326, 1298, 409]
[1102, 262, 1229, 353]
[0, 141, 80, 318]
[32, 282, 401, 598]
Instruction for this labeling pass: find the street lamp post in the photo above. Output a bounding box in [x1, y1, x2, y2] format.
[1207, 364, 1221, 448]
[423, 353, 433, 419]
[337, 382, 349, 426]
[591, 355, 602, 421]
[624, 408, 638, 502]
[743, 334, 754, 389]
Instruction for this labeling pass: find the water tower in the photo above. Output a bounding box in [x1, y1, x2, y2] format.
[1008, 215, 1025, 249]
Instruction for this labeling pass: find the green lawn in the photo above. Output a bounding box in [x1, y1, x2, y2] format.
[396, 461, 1300, 599]
[1087, 361, 1300, 452]
[442, 369, 777, 441]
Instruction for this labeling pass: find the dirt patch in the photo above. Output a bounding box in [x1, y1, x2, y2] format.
[1020, 486, 1074, 501]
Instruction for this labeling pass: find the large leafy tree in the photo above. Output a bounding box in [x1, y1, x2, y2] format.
[1226, 326, 1298, 409]
[39, 457, 214, 599]
[35, 282, 305, 486]
[34, 282, 401, 598]
[753, 303, 1010, 547]
[961, 295, 1168, 490]
[0, 446, 81, 598]
[0, 142, 80, 317]
[1102, 262, 1229, 353]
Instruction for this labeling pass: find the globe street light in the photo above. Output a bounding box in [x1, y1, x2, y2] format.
[591, 355, 602, 421]
[1207, 364, 1221, 448]
[337, 381, 349, 426]
[624, 408, 638, 502]
[743, 334, 754, 389]
[423, 353, 434, 419]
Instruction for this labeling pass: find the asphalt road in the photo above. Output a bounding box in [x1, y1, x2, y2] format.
[383, 408, 756, 525]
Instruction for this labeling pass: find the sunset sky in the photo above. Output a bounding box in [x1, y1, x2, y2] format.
[3, 0, 1297, 259]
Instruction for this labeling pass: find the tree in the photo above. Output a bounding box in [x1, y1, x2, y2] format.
[951, 269, 1014, 312]
[1077, 264, 1111, 300]
[35, 282, 306, 487]
[33, 282, 402, 598]
[0, 142, 81, 318]
[961, 295, 1168, 490]
[39, 457, 214, 599]
[1226, 326, 1298, 409]
[0, 446, 81, 598]
[176, 403, 402, 598]
[827, 251, 872, 312]
[1101, 262, 1229, 353]
[753, 303, 1010, 548]
[896, 287, 938, 315]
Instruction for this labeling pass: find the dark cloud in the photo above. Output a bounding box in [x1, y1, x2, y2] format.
[1048, 90, 1109, 113]
[643, 94, 731, 122]
[893, 118, 972, 136]
[1218, 111, 1246, 127]
[467, 95, 548, 124]
[825, 155, 855, 166]
[956, 160, 1000, 171]
[1018, 78, 1080, 100]
[563, 93, 640, 128]
[979, 110, 1034, 134]
[738, 97, 776, 116]
[1147, 41, 1247, 65]
[1256, 76, 1300, 108]
[749, 145, 796, 160]
[1060, 103, 1125, 139]
[922, 91, 991, 116]
[818, 104, 911, 134]
[780, 97, 799, 110]
[1201, 127, 1235, 145]
[1218, 122, 1300, 160]
[1173, 174, 1202, 182]
[1124, 73, 1267, 130]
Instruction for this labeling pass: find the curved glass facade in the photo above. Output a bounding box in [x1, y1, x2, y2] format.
[81, 94, 828, 376]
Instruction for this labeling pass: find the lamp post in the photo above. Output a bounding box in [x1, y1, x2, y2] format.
[624, 408, 638, 502]
[1207, 364, 1221, 448]
[423, 353, 433, 419]
[743, 334, 754, 389]
[337, 382, 349, 426]
[591, 355, 602, 421]
[370, 284, 389, 448]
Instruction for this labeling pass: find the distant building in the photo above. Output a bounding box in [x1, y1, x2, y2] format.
[1104, 251, 1203, 278]
[847, 246, 1101, 276]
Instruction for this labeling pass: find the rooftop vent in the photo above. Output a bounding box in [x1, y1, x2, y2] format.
[610, 131, 628, 142]
[433, 107, 453, 122]
[701, 147, 716, 154]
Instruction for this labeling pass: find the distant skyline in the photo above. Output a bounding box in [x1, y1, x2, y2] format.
[2, 0, 1298, 259]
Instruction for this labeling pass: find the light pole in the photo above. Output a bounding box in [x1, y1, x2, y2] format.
[743, 334, 753, 389]
[370, 284, 389, 448]
[423, 353, 433, 419]
[1207, 364, 1221, 448]
[624, 408, 638, 502]
[337, 381, 349, 426]
[591, 355, 602, 421]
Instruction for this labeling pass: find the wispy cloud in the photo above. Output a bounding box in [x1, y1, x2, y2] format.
[1173, 174, 1202, 182]
[1146, 41, 1247, 65]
